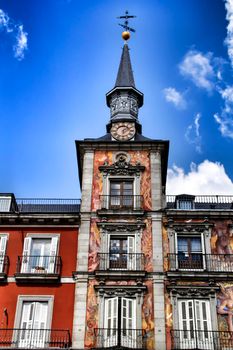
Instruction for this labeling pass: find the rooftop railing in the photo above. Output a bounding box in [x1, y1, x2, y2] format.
[15, 198, 80, 213]
[171, 329, 233, 349]
[0, 328, 71, 348]
[166, 195, 233, 210]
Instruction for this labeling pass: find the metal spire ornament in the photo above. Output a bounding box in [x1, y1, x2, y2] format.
[117, 10, 136, 41]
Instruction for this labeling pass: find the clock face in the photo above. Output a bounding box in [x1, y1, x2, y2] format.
[111, 122, 136, 141]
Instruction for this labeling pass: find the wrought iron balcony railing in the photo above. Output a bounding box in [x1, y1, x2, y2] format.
[166, 195, 233, 210]
[171, 329, 233, 349]
[99, 195, 143, 210]
[16, 255, 62, 275]
[94, 328, 146, 349]
[0, 328, 71, 348]
[16, 198, 80, 213]
[98, 253, 145, 271]
[168, 253, 233, 272]
[0, 255, 9, 275]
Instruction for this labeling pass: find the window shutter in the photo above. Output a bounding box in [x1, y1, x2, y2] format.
[104, 297, 118, 347]
[0, 236, 7, 273]
[127, 236, 135, 270]
[121, 298, 136, 347]
[48, 237, 58, 273]
[21, 237, 32, 273]
[19, 302, 34, 348]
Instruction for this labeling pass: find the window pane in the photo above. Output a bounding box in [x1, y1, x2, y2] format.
[178, 238, 188, 252]
[191, 238, 202, 252]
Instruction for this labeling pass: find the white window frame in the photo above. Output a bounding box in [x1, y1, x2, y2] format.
[177, 299, 213, 349]
[107, 234, 136, 270]
[102, 296, 137, 348]
[13, 295, 54, 348]
[21, 234, 60, 274]
[175, 232, 206, 271]
[0, 234, 8, 273]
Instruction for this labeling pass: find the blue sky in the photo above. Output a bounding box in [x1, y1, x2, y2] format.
[0, 0, 233, 197]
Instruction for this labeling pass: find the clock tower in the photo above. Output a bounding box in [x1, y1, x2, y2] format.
[106, 40, 143, 141]
[74, 23, 169, 350]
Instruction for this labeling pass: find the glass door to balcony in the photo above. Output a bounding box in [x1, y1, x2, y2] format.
[18, 301, 48, 348]
[104, 297, 136, 348]
[177, 236, 204, 270]
[109, 236, 135, 270]
[178, 300, 213, 349]
[110, 180, 133, 209]
[30, 239, 51, 273]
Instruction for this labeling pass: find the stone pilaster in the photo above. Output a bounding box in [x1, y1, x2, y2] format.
[72, 151, 94, 349]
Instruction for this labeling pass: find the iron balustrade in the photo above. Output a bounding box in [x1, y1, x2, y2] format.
[168, 253, 233, 272]
[166, 195, 233, 210]
[16, 255, 62, 274]
[100, 195, 143, 210]
[171, 329, 233, 349]
[94, 328, 146, 349]
[16, 198, 80, 213]
[0, 328, 71, 348]
[0, 255, 9, 274]
[98, 253, 145, 271]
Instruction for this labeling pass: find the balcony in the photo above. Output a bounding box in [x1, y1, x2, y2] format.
[0, 255, 9, 281]
[171, 329, 233, 349]
[94, 328, 146, 349]
[96, 253, 146, 279]
[0, 328, 71, 348]
[98, 195, 144, 213]
[167, 253, 233, 277]
[15, 255, 61, 283]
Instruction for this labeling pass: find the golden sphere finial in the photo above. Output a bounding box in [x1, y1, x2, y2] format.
[122, 31, 130, 41]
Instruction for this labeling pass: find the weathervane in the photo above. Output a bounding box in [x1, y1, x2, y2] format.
[117, 10, 136, 41]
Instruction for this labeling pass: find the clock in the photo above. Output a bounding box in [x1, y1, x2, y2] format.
[111, 122, 136, 141]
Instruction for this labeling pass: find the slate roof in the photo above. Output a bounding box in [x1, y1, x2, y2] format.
[115, 43, 135, 88]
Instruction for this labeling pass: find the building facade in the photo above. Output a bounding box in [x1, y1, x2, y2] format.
[0, 34, 233, 350]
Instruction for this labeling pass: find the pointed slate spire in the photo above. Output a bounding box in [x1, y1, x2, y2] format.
[115, 43, 135, 88]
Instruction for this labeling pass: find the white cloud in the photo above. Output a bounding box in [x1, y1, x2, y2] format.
[179, 50, 215, 91]
[163, 87, 186, 109]
[225, 0, 233, 68]
[185, 113, 202, 153]
[14, 25, 28, 60]
[167, 160, 233, 195]
[0, 8, 28, 60]
[214, 85, 233, 139]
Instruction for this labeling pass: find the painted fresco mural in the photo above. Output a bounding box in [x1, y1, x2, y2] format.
[84, 150, 155, 349]
[163, 218, 233, 348]
[91, 150, 152, 211]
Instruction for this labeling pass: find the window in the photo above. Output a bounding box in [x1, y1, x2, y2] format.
[103, 297, 136, 348]
[0, 235, 7, 273]
[175, 195, 195, 210]
[21, 235, 59, 274]
[18, 301, 48, 348]
[14, 296, 53, 349]
[109, 180, 133, 209]
[177, 235, 204, 270]
[109, 236, 135, 269]
[0, 196, 12, 212]
[177, 299, 212, 349]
